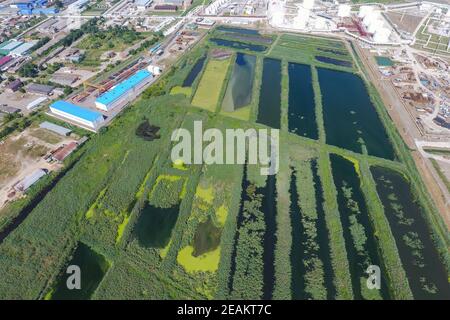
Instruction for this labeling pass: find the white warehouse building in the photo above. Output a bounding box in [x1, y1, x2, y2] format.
[95, 69, 153, 111]
[50, 100, 105, 131]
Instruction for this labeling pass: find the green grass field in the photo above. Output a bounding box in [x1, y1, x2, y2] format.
[191, 58, 232, 111]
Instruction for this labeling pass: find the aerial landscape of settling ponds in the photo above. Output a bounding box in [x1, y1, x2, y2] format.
[222, 53, 256, 112]
[182, 56, 206, 87]
[49, 243, 109, 300]
[257, 58, 281, 129]
[133, 202, 180, 248]
[330, 154, 389, 300]
[371, 167, 450, 299]
[319, 68, 395, 160]
[288, 63, 318, 139]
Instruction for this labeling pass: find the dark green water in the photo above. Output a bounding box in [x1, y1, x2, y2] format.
[257, 58, 281, 129]
[318, 68, 395, 160]
[209, 38, 267, 52]
[133, 202, 180, 248]
[371, 166, 450, 299]
[216, 26, 260, 35]
[317, 48, 348, 56]
[222, 53, 256, 112]
[316, 56, 352, 68]
[183, 56, 206, 87]
[50, 243, 109, 300]
[330, 154, 389, 300]
[288, 63, 318, 139]
[193, 217, 222, 257]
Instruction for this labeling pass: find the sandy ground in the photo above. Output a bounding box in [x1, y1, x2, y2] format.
[0, 126, 76, 209]
[355, 44, 450, 230]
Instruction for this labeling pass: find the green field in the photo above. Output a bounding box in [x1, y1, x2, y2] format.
[191, 58, 232, 111]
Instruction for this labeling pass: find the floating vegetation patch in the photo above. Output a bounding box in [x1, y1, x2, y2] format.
[330, 154, 389, 300]
[135, 118, 161, 141]
[317, 48, 349, 56]
[371, 166, 450, 299]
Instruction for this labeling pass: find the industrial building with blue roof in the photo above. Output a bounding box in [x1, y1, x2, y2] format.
[95, 69, 153, 111]
[50, 100, 105, 131]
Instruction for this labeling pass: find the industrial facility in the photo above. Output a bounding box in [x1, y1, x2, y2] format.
[95, 69, 153, 111]
[49, 100, 105, 131]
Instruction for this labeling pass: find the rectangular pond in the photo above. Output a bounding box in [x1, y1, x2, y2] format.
[257, 58, 281, 129]
[318, 68, 395, 160]
[209, 38, 268, 52]
[371, 166, 450, 299]
[315, 56, 352, 68]
[288, 63, 318, 139]
[222, 53, 256, 112]
[182, 55, 206, 87]
[49, 243, 109, 300]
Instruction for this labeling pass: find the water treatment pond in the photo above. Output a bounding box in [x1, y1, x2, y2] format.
[193, 217, 221, 256]
[49, 243, 109, 300]
[375, 56, 394, 67]
[216, 26, 260, 35]
[183, 56, 206, 87]
[222, 53, 256, 112]
[288, 63, 318, 139]
[318, 68, 395, 160]
[257, 58, 281, 129]
[209, 38, 267, 52]
[315, 56, 352, 68]
[371, 166, 450, 299]
[330, 154, 389, 300]
[133, 202, 180, 248]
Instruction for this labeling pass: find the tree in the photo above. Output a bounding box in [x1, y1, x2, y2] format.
[18, 63, 38, 78]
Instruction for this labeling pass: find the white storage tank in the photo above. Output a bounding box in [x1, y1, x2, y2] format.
[338, 4, 351, 18]
[294, 7, 310, 29]
[358, 5, 373, 18]
[368, 19, 383, 33]
[373, 28, 391, 43]
[147, 65, 161, 75]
